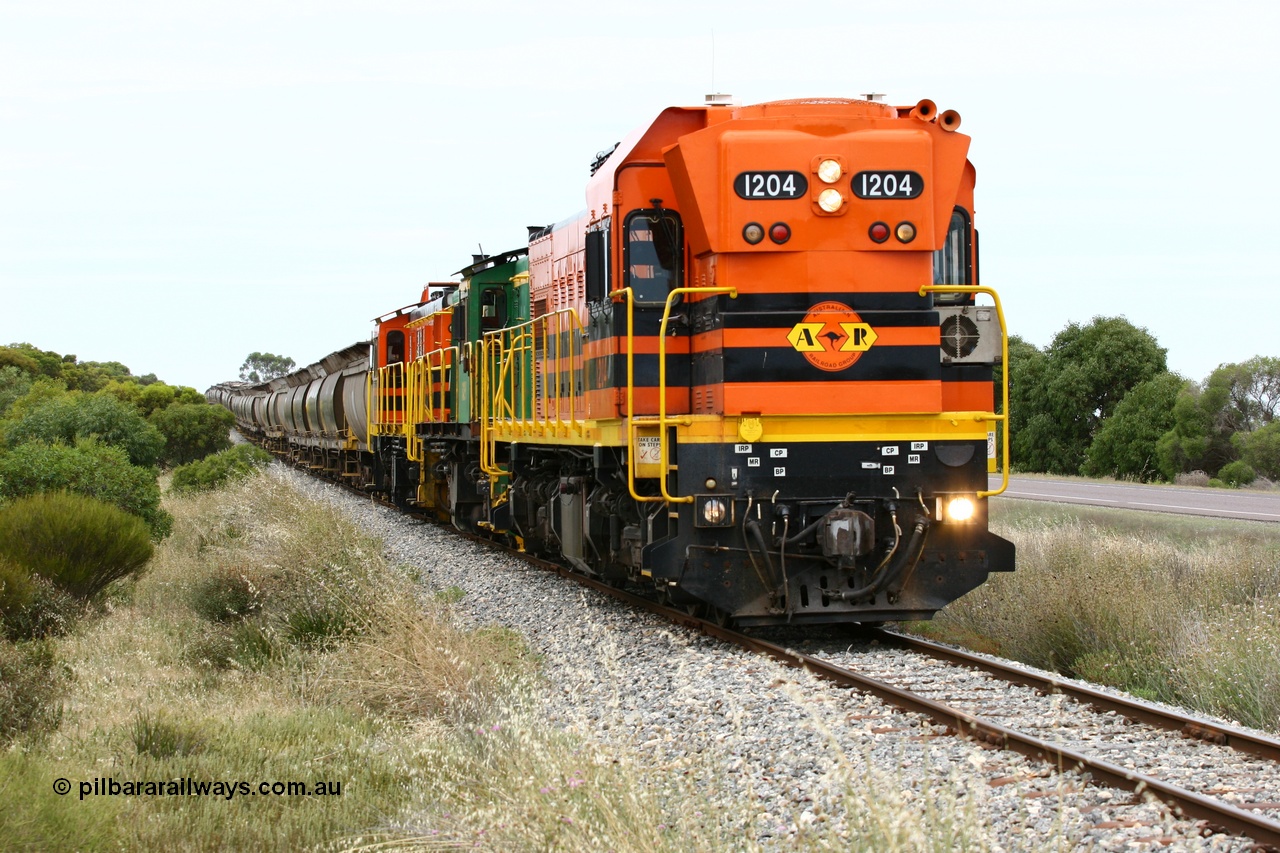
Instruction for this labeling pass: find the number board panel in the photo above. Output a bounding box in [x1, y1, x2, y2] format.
[852, 170, 923, 199]
[733, 171, 808, 200]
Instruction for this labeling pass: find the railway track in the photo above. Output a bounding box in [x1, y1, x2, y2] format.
[330, 469, 1280, 849]
[524, 553, 1280, 850]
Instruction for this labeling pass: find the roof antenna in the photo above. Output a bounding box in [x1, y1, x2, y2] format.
[704, 32, 737, 107]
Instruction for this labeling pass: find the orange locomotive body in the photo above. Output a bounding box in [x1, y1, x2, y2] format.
[218, 96, 1015, 626]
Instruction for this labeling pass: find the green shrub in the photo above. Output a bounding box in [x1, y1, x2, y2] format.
[149, 403, 234, 467]
[3, 392, 164, 467]
[170, 444, 272, 494]
[0, 556, 34, 619]
[0, 492, 154, 600]
[0, 640, 64, 741]
[0, 439, 172, 539]
[0, 365, 35, 418]
[1218, 460, 1257, 488]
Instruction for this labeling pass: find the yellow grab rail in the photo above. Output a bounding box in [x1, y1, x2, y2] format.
[918, 284, 1010, 498]
[612, 286, 738, 504]
[476, 308, 586, 483]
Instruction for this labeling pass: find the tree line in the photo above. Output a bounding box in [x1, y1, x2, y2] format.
[0, 342, 238, 540]
[1005, 318, 1278, 487]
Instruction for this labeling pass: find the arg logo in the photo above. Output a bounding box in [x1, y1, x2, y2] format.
[786, 301, 877, 372]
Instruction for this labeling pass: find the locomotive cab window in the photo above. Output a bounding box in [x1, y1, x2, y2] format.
[932, 207, 972, 305]
[624, 209, 683, 304]
[585, 223, 610, 302]
[480, 287, 506, 331]
[385, 330, 405, 366]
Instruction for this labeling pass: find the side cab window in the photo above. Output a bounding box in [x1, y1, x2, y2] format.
[585, 222, 610, 303]
[932, 207, 973, 305]
[385, 330, 405, 365]
[624, 208, 683, 304]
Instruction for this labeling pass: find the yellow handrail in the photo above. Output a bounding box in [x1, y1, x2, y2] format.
[478, 335, 504, 478]
[918, 284, 1010, 498]
[611, 286, 738, 504]
[610, 287, 650, 503]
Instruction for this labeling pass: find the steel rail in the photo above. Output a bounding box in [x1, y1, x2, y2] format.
[872, 627, 1280, 764]
[509, 560, 1280, 850]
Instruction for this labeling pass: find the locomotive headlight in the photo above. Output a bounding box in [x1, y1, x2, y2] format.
[817, 159, 842, 184]
[702, 498, 728, 525]
[817, 188, 844, 213]
[945, 497, 976, 523]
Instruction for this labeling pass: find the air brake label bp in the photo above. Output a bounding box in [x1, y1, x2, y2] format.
[882, 466, 895, 475]
[774, 467, 786, 477]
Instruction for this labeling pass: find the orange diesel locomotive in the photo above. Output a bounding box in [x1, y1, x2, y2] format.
[215, 95, 1015, 626]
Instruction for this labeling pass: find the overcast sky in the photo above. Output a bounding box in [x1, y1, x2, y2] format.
[2, 0, 1276, 391]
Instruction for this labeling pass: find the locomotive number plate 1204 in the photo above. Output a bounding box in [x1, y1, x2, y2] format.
[733, 171, 808, 199]
[852, 170, 923, 199]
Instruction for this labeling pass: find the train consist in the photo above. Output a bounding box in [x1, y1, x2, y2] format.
[211, 95, 1015, 626]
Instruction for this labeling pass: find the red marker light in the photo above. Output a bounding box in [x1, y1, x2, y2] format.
[769, 222, 791, 244]
[869, 222, 890, 243]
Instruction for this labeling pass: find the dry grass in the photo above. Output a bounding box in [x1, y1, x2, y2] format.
[1, 471, 1087, 850]
[920, 500, 1280, 731]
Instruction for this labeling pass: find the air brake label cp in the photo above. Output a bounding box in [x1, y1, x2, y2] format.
[786, 301, 877, 372]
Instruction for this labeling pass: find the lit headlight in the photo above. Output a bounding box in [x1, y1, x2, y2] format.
[945, 497, 975, 523]
[817, 159, 842, 184]
[702, 498, 728, 525]
[817, 188, 844, 213]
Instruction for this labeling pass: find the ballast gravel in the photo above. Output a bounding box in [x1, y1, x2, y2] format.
[280, 467, 1264, 851]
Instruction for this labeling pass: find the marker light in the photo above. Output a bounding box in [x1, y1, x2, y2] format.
[743, 222, 765, 244]
[817, 189, 844, 213]
[817, 159, 843, 184]
[703, 498, 728, 525]
[895, 222, 917, 243]
[769, 222, 791, 244]
[869, 222, 890, 243]
[945, 497, 975, 523]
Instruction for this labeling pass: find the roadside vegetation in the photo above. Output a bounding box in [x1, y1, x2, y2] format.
[2, 469, 1058, 850]
[919, 500, 1280, 733]
[1005, 318, 1278, 487]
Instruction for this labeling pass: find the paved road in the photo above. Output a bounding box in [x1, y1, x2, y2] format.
[988, 475, 1280, 523]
